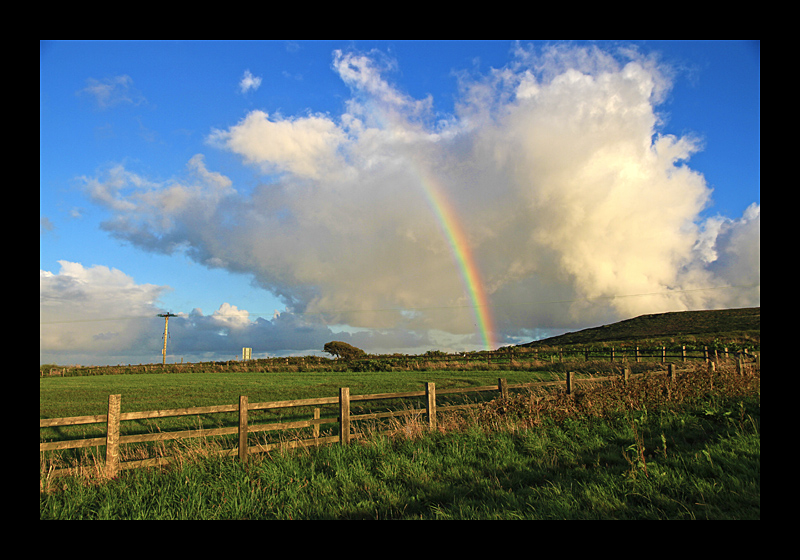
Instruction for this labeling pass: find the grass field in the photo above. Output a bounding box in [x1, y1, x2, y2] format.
[40, 359, 759, 519]
[39, 369, 556, 418]
[40, 368, 562, 473]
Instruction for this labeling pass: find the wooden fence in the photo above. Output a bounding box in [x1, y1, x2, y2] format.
[496, 345, 754, 364]
[41, 356, 757, 479]
[40, 375, 587, 477]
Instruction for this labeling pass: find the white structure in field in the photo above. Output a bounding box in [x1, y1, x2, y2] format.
[242, 347, 252, 361]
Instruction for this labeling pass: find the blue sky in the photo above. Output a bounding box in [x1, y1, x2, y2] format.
[40, 40, 759, 365]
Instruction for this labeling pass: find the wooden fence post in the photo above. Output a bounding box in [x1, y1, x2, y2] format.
[238, 395, 249, 463]
[667, 363, 675, 400]
[499, 378, 509, 399]
[566, 371, 574, 395]
[709, 360, 715, 390]
[105, 394, 121, 478]
[426, 382, 437, 430]
[313, 408, 320, 440]
[339, 387, 350, 445]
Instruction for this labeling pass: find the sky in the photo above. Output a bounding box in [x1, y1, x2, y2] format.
[40, 40, 760, 366]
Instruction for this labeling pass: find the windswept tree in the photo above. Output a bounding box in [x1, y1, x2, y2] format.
[323, 341, 366, 360]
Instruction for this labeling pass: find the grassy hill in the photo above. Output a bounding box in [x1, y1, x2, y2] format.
[518, 307, 760, 349]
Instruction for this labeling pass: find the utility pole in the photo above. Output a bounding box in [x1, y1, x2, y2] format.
[157, 313, 177, 365]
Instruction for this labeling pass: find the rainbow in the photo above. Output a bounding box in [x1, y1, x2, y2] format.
[414, 167, 496, 351]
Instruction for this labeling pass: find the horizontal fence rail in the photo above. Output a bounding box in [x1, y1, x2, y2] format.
[41, 357, 758, 478]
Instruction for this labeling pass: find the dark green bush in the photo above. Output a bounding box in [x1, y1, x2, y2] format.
[349, 359, 392, 372]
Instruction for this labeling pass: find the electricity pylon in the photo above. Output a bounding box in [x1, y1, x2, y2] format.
[157, 313, 177, 365]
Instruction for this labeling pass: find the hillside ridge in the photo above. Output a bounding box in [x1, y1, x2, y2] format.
[518, 307, 760, 348]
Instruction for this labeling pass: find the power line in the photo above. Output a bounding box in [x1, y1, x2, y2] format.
[39, 315, 155, 325]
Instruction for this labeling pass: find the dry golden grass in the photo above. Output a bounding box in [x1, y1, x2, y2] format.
[475, 360, 759, 429]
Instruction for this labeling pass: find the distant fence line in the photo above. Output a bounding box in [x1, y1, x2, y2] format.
[40, 345, 758, 378]
[515, 345, 757, 364]
[40, 356, 759, 479]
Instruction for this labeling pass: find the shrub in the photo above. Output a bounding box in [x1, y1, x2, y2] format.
[349, 360, 392, 372]
[323, 341, 366, 360]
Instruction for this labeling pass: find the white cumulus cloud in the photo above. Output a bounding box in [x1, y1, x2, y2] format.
[207, 110, 346, 179]
[239, 69, 262, 94]
[40, 261, 168, 363]
[76, 44, 760, 351]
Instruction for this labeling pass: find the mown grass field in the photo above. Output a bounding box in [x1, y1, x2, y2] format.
[40, 359, 759, 519]
[40, 368, 562, 476]
[39, 369, 555, 418]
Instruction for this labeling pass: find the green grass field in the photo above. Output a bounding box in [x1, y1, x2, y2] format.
[40, 389, 759, 519]
[40, 360, 759, 519]
[40, 368, 562, 473]
[39, 369, 556, 418]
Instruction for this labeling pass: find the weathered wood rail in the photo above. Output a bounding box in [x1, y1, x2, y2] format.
[41, 358, 756, 478]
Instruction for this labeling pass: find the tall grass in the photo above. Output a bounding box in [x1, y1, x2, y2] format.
[40, 363, 759, 519]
